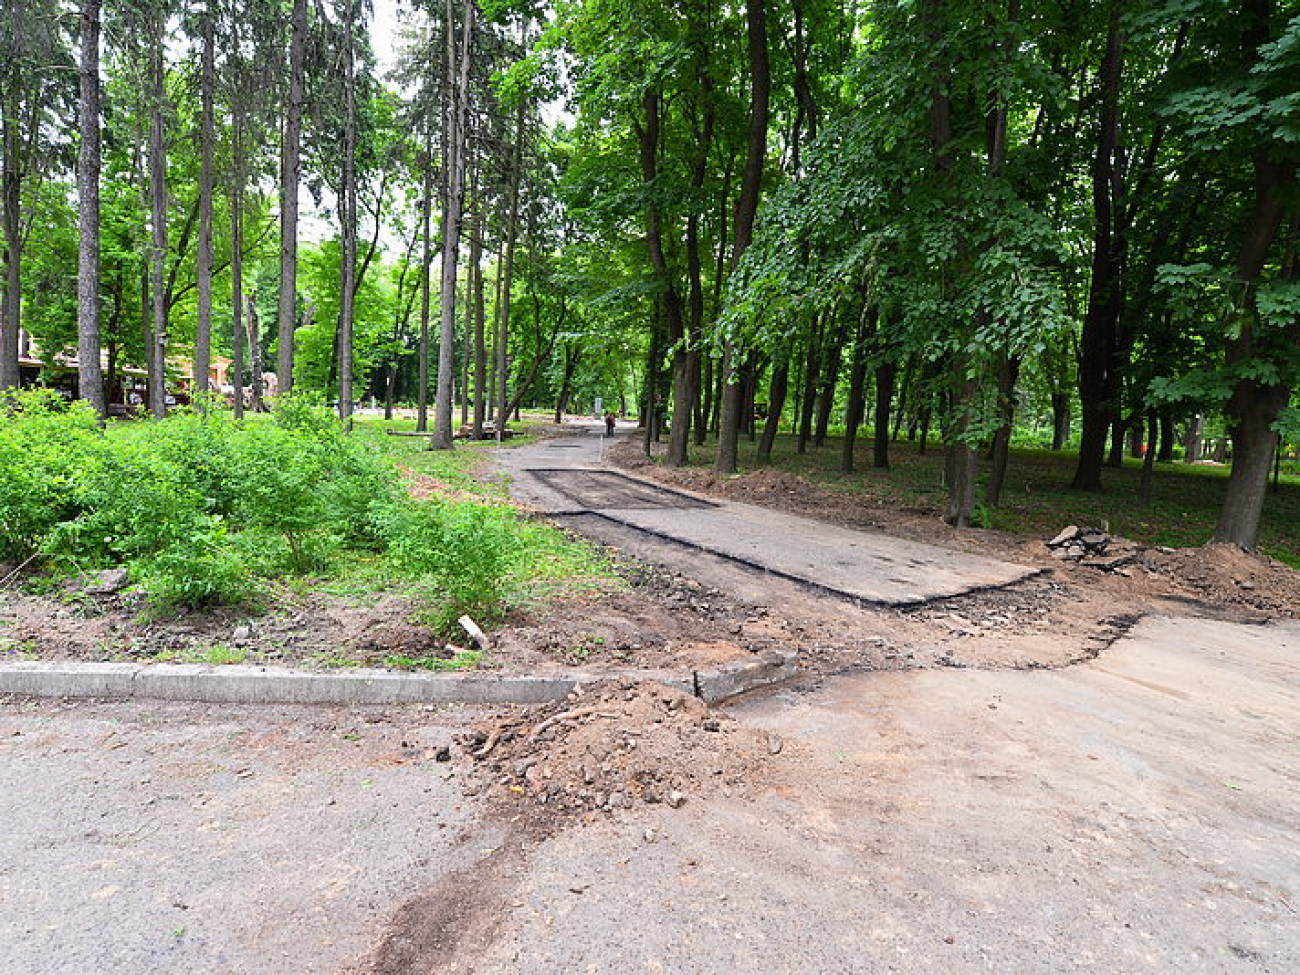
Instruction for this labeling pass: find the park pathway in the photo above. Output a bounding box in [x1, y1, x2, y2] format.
[497, 421, 1038, 607]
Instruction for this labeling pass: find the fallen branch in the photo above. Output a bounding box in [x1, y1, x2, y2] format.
[473, 723, 510, 759]
[530, 707, 619, 741]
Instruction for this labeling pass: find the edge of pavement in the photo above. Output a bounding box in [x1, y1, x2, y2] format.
[0, 651, 799, 708]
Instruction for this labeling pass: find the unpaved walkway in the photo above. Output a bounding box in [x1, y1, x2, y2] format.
[0, 701, 497, 975]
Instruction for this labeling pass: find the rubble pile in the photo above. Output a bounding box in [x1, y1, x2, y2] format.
[1045, 525, 1141, 573]
[461, 678, 778, 818]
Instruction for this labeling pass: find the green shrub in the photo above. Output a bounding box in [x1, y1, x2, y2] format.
[0, 390, 104, 563]
[0, 394, 527, 621]
[379, 498, 521, 630]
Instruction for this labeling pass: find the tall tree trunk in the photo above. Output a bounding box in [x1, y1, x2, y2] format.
[1051, 392, 1070, 450]
[337, 0, 360, 425]
[756, 354, 788, 463]
[277, 0, 307, 394]
[1157, 411, 1176, 462]
[0, 53, 26, 391]
[841, 308, 875, 474]
[416, 132, 433, 432]
[1209, 2, 1300, 547]
[194, 7, 215, 400]
[667, 42, 715, 467]
[230, 160, 245, 420]
[1138, 409, 1159, 507]
[984, 354, 1021, 507]
[636, 88, 688, 458]
[1071, 10, 1125, 491]
[715, 0, 770, 475]
[247, 294, 264, 412]
[77, 0, 105, 418]
[872, 360, 894, 470]
[470, 197, 487, 438]
[494, 98, 524, 442]
[433, 0, 473, 448]
[796, 315, 822, 454]
[554, 342, 579, 424]
[147, 23, 169, 419]
[814, 314, 850, 447]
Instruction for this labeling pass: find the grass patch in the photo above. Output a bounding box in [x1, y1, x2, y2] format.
[154, 643, 252, 666]
[381, 648, 483, 671]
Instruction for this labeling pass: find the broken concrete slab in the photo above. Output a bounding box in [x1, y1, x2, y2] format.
[591, 502, 1039, 606]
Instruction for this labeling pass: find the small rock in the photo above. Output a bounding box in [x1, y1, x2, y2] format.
[434, 746, 451, 763]
[232, 625, 252, 644]
[643, 828, 658, 843]
[512, 758, 537, 780]
[766, 734, 784, 756]
[666, 791, 686, 809]
[702, 719, 721, 732]
[85, 568, 130, 595]
[1047, 525, 1080, 547]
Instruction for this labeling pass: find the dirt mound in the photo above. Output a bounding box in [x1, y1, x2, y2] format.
[461, 679, 782, 821]
[1142, 543, 1300, 617]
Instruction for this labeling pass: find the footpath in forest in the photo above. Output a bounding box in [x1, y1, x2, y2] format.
[499, 422, 1038, 607]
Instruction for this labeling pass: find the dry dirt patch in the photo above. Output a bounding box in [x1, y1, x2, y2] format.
[461, 678, 785, 824]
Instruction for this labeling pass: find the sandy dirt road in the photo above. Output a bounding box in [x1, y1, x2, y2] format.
[2, 617, 1296, 974]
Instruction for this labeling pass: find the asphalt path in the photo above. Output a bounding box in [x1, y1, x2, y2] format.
[499, 423, 1038, 606]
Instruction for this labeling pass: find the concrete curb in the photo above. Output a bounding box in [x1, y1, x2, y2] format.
[0, 656, 798, 708]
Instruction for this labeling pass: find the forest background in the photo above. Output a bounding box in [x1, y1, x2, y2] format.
[2, 0, 1298, 557]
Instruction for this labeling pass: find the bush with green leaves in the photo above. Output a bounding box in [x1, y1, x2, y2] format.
[0, 392, 527, 623]
[377, 497, 522, 631]
[0, 390, 104, 564]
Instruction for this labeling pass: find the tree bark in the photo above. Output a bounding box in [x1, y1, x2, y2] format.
[1071, 10, 1126, 491]
[433, 0, 473, 448]
[416, 132, 433, 432]
[756, 354, 788, 463]
[1051, 392, 1070, 450]
[337, 0, 360, 425]
[77, 0, 105, 418]
[147, 19, 169, 419]
[872, 360, 894, 470]
[984, 354, 1021, 507]
[714, 0, 770, 475]
[277, 0, 307, 394]
[494, 98, 524, 442]
[814, 314, 850, 447]
[841, 308, 875, 474]
[194, 7, 215, 400]
[667, 40, 715, 467]
[471, 197, 487, 437]
[635, 87, 688, 460]
[247, 294, 264, 412]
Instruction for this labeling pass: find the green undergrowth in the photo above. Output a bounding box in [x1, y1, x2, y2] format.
[0, 391, 619, 631]
[655, 430, 1300, 566]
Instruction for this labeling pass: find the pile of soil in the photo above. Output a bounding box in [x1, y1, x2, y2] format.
[461, 678, 783, 821]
